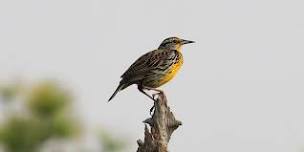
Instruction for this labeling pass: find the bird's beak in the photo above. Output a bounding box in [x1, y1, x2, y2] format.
[181, 39, 195, 45]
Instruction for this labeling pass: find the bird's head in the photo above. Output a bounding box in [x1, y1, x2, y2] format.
[158, 37, 195, 50]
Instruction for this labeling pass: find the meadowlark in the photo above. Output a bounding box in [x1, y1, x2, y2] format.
[108, 37, 194, 102]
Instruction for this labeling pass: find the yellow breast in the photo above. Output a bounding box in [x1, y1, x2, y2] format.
[158, 52, 183, 86]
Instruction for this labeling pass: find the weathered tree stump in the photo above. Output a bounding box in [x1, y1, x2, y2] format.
[136, 92, 182, 152]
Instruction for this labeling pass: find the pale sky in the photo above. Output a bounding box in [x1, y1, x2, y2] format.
[1, 0, 304, 151]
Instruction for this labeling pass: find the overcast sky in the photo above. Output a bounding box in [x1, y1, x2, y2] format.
[1, 0, 304, 151]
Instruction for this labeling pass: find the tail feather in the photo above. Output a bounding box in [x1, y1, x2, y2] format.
[108, 83, 125, 102]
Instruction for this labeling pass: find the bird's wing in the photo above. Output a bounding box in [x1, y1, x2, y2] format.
[121, 49, 158, 78]
[120, 49, 178, 82]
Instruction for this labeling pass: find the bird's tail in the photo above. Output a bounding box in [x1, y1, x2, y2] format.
[108, 83, 126, 102]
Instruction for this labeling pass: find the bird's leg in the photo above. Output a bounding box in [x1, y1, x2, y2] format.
[137, 85, 156, 102]
[149, 101, 156, 115]
[141, 86, 164, 98]
[138, 85, 159, 115]
[148, 87, 164, 115]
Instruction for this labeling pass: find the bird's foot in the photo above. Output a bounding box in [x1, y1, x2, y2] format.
[149, 94, 158, 115]
[149, 91, 164, 115]
[149, 104, 155, 116]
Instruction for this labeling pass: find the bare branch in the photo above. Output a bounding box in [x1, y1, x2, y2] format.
[137, 92, 182, 152]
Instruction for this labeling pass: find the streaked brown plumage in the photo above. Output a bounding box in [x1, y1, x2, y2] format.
[108, 37, 194, 101]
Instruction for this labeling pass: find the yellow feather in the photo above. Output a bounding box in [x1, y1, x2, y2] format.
[158, 52, 183, 86]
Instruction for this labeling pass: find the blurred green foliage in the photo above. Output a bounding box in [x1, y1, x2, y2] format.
[0, 83, 20, 102]
[0, 81, 127, 152]
[0, 116, 47, 152]
[27, 82, 70, 117]
[99, 129, 127, 152]
[0, 81, 79, 152]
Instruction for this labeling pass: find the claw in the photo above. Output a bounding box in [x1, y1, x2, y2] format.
[149, 105, 155, 115]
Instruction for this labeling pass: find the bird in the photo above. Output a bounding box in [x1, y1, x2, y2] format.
[108, 37, 194, 102]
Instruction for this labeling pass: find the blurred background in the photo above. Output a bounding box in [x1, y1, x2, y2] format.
[1, 0, 304, 152]
[0, 81, 128, 152]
